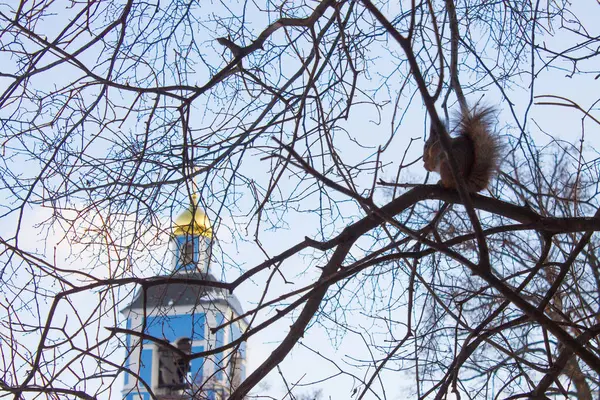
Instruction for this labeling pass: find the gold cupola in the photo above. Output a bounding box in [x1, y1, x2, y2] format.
[172, 194, 213, 238]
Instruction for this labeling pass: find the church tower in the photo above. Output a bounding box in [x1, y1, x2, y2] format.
[121, 195, 248, 400]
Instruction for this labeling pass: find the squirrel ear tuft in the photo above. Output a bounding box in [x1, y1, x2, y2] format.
[427, 122, 439, 142]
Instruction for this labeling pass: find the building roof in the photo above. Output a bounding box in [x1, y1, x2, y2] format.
[123, 272, 245, 319]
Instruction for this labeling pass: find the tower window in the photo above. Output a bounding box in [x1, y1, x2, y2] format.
[175, 236, 200, 271]
[182, 239, 194, 266]
[230, 351, 243, 389]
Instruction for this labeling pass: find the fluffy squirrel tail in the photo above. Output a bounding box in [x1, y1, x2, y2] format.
[458, 106, 502, 192]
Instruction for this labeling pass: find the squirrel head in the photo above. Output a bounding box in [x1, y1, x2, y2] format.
[423, 126, 442, 172]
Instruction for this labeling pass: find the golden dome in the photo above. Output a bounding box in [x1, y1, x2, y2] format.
[172, 195, 213, 238]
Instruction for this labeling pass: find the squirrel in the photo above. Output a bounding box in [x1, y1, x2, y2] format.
[423, 106, 501, 192]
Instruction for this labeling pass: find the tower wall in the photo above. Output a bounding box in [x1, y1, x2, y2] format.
[122, 302, 247, 400]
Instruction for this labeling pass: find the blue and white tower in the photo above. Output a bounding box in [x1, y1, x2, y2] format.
[121, 196, 247, 400]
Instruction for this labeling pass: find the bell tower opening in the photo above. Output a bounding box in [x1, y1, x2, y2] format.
[157, 338, 192, 390]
